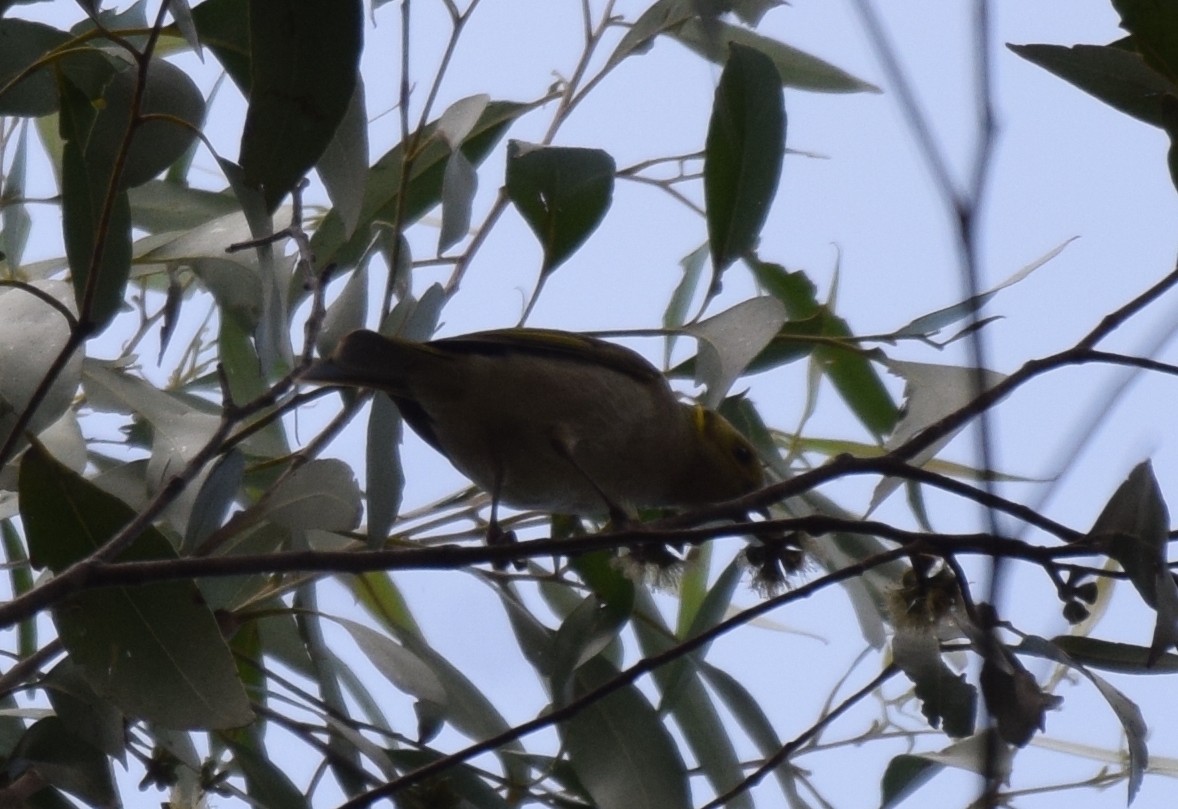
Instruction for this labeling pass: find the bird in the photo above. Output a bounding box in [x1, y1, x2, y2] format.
[300, 327, 764, 541]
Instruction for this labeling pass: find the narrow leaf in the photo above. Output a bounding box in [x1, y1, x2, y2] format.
[563, 656, 690, 809]
[675, 18, 879, 93]
[1009, 43, 1175, 128]
[705, 43, 785, 274]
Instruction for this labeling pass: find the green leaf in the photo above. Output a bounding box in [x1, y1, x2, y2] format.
[18, 442, 254, 730]
[240, 0, 363, 209]
[0, 121, 31, 271]
[1086, 461, 1178, 662]
[603, 0, 700, 73]
[674, 18, 880, 93]
[183, 449, 245, 552]
[705, 43, 785, 275]
[260, 459, 362, 532]
[128, 180, 241, 234]
[1008, 43, 1176, 128]
[682, 296, 786, 405]
[505, 141, 616, 276]
[43, 659, 126, 759]
[0, 281, 84, 451]
[330, 617, 448, 706]
[0, 18, 69, 116]
[1040, 635, 1178, 674]
[385, 748, 511, 808]
[59, 50, 205, 189]
[57, 64, 132, 331]
[191, 0, 253, 93]
[1, 520, 35, 659]
[880, 753, 941, 809]
[12, 717, 117, 808]
[317, 77, 369, 239]
[1090, 461, 1170, 608]
[1112, 0, 1178, 82]
[700, 661, 794, 801]
[1015, 635, 1148, 802]
[365, 392, 404, 546]
[311, 100, 530, 273]
[633, 588, 751, 809]
[881, 734, 1011, 809]
[563, 656, 690, 809]
[439, 150, 479, 253]
[224, 735, 311, 809]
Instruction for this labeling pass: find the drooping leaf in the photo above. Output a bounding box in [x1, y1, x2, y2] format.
[0, 121, 31, 270]
[505, 141, 616, 276]
[1086, 461, 1178, 663]
[365, 393, 404, 547]
[700, 661, 795, 801]
[240, 0, 363, 209]
[19, 443, 253, 730]
[224, 735, 312, 809]
[1038, 635, 1178, 674]
[674, 18, 880, 93]
[562, 656, 691, 809]
[331, 617, 448, 706]
[182, 448, 245, 553]
[57, 62, 131, 331]
[881, 734, 1012, 809]
[1016, 635, 1149, 802]
[630, 587, 751, 809]
[705, 43, 785, 275]
[438, 150, 478, 253]
[317, 76, 369, 239]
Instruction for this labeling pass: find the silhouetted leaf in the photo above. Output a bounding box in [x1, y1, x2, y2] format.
[506, 141, 616, 276]
[705, 43, 785, 275]
[240, 0, 363, 209]
[1009, 43, 1176, 128]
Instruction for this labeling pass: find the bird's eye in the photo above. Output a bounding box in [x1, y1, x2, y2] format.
[732, 442, 756, 465]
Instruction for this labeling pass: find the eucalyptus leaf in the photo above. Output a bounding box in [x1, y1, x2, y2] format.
[19, 444, 253, 730]
[506, 141, 616, 277]
[705, 43, 785, 275]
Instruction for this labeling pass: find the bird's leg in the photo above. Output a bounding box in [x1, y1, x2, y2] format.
[485, 469, 523, 571]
